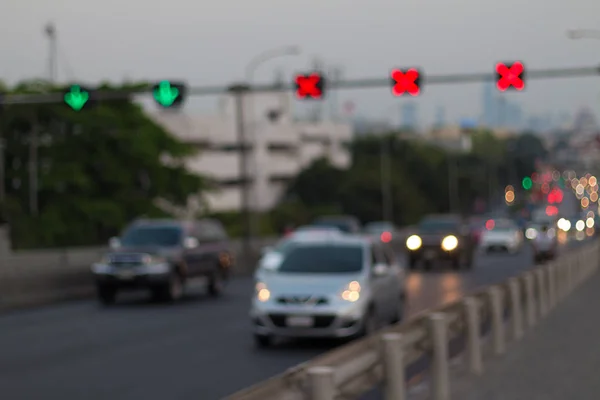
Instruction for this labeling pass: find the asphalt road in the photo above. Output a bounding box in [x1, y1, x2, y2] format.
[0, 240, 582, 400]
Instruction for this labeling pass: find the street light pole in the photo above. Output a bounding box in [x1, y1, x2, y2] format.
[243, 45, 301, 240]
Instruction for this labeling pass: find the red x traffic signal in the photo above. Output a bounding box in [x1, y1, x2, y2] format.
[294, 73, 325, 99]
[390, 68, 421, 97]
[495, 61, 525, 91]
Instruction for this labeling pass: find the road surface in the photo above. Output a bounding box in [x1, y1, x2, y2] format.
[0, 240, 582, 400]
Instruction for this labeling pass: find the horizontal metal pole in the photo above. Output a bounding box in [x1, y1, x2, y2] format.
[1, 65, 599, 105]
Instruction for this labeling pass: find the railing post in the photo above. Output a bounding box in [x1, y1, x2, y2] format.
[508, 278, 523, 340]
[463, 297, 483, 375]
[381, 333, 406, 400]
[429, 313, 450, 400]
[523, 272, 536, 328]
[488, 286, 505, 355]
[546, 264, 555, 310]
[535, 269, 547, 317]
[308, 367, 335, 400]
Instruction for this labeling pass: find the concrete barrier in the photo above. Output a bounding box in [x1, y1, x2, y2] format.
[225, 240, 600, 400]
[0, 226, 277, 311]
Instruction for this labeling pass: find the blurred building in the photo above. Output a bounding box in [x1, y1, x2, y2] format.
[401, 102, 418, 130]
[425, 125, 472, 152]
[150, 93, 352, 212]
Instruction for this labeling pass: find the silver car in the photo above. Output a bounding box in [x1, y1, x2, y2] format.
[250, 234, 406, 347]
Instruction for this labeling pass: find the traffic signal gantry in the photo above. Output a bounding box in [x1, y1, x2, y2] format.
[1, 63, 599, 110]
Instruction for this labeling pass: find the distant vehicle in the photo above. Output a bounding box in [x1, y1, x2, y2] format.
[293, 225, 342, 234]
[468, 217, 486, 245]
[251, 234, 406, 347]
[532, 224, 558, 263]
[363, 221, 402, 247]
[479, 219, 524, 254]
[91, 219, 233, 305]
[311, 215, 362, 234]
[405, 214, 475, 270]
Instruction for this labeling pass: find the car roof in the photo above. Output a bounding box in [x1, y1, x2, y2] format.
[129, 218, 193, 230]
[285, 232, 369, 246]
[422, 214, 461, 222]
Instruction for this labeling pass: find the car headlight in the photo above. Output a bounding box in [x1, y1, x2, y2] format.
[441, 235, 458, 251]
[525, 228, 537, 239]
[255, 282, 270, 302]
[406, 235, 422, 250]
[341, 281, 361, 302]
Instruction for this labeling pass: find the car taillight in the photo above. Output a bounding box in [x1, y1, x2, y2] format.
[380, 231, 392, 243]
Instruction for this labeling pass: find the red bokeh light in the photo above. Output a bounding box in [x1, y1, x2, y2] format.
[546, 205, 559, 216]
[485, 219, 495, 230]
[380, 231, 392, 243]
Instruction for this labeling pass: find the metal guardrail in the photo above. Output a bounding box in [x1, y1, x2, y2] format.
[225, 240, 600, 400]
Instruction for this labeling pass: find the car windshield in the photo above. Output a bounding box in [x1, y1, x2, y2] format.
[277, 244, 364, 273]
[120, 226, 182, 247]
[419, 219, 458, 233]
[364, 222, 393, 233]
[312, 220, 353, 233]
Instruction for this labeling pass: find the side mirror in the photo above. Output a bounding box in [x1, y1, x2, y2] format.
[108, 237, 120, 249]
[261, 246, 273, 255]
[183, 236, 199, 249]
[372, 263, 388, 276]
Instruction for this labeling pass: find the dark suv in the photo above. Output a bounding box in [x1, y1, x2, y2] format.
[91, 218, 234, 305]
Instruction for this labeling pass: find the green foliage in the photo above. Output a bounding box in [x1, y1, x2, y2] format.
[1, 81, 207, 249]
[277, 130, 548, 227]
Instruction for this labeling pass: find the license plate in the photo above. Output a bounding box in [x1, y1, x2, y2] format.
[116, 270, 135, 280]
[285, 316, 314, 327]
[424, 250, 436, 259]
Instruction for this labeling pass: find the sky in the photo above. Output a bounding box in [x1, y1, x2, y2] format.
[2, 0, 600, 126]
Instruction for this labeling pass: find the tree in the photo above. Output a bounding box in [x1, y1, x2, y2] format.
[1, 81, 208, 248]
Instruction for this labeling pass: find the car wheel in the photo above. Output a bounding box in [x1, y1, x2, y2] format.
[162, 272, 184, 302]
[208, 268, 226, 297]
[391, 294, 405, 323]
[254, 334, 273, 348]
[423, 260, 433, 271]
[408, 256, 418, 270]
[97, 286, 117, 306]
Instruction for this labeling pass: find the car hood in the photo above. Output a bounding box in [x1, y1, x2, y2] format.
[105, 246, 179, 258]
[255, 272, 363, 296]
[415, 232, 456, 245]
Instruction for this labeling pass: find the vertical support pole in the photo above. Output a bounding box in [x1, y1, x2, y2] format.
[508, 278, 523, 340]
[488, 286, 505, 355]
[463, 297, 483, 375]
[429, 313, 450, 400]
[230, 84, 252, 269]
[308, 367, 335, 400]
[524, 273, 536, 328]
[381, 333, 406, 400]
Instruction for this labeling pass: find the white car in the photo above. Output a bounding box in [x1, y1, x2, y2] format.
[479, 219, 523, 254]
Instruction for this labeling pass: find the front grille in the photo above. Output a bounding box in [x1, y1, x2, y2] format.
[267, 314, 336, 328]
[108, 253, 145, 266]
[276, 296, 328, 306]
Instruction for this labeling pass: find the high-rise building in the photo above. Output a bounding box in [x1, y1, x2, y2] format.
[401, 102, 418, 130]
[482, 82, 497, 127]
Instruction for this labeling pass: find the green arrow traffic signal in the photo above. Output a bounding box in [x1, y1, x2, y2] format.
[153, 81, 182, 107]
[64, 85, 89, 111]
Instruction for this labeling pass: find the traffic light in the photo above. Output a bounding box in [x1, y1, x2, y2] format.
[152, 81, 186, 108]
[495, 61, 525, 91]
[63, 84, 95, 111]
[522, 177, 533, 190]
[294, 73, 325, 99]
[390, 68, 421, 96]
